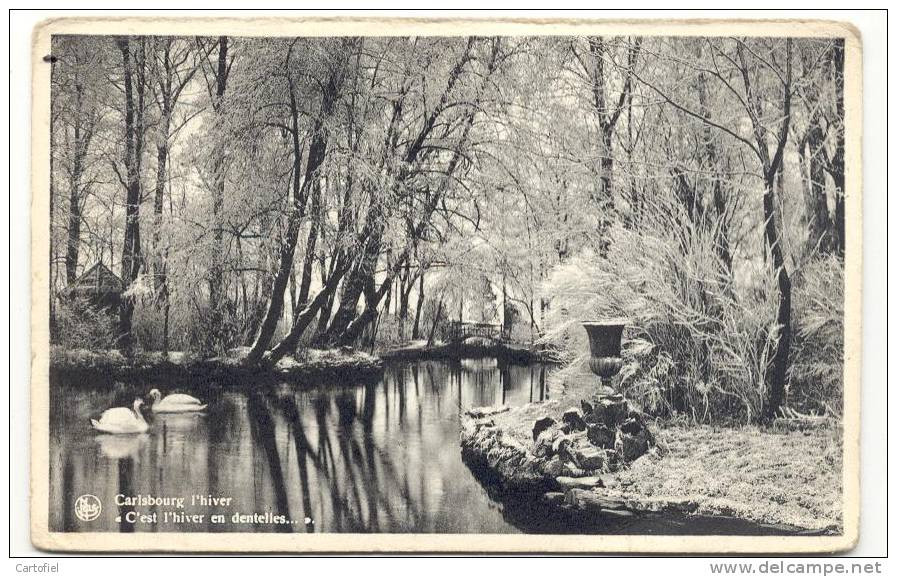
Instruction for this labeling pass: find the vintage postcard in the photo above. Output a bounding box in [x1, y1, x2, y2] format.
[30, 16, 862, 553]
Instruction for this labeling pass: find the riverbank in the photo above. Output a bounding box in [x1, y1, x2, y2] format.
[380, 339, 550, 364]
[49, 346, 384, 387]
[460, 366, 843, 535]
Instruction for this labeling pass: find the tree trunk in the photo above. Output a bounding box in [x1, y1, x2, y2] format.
[383, 249, 393, 316]
[501, 264, 510, 335]
[755, 42, 793, 421]
[314, 256, 336, 339]
[315, 289, 337, 341]
[154, 133, 170, 355]
[804, 122, 836, 254]
[153, 108, 171, 353]
[149, 38, 200, 355]
[336, 302, 382, 347]
[322, 212, 384, 342]
[398, 261, 414, 339]
[208, 36, 230, 353]
[64, 75, 93, 286]
[586, 37, 639, 255]
[763, 166, 793, 420]
[246, 59, 343, 364]
[153, 134, 169, 264]
[288, 263, 297, 318]
[830, 40, 846, 256]
[832, 170, 845, 256]
[589, 38, 614, 254]
[162, 294, 170, 356]
[116, 38, 144, 355]
[65, 125, 83, 284]
[265, 276, 344, 365]
[296, 180, 321, 308]
[695, 57, 733, 274]
[427, 297, 444, 346]
[733, 39, 794, 421]
[412, 271, 425, 340]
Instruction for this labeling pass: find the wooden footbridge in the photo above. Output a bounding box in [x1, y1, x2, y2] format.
[446, 321, 511, 344]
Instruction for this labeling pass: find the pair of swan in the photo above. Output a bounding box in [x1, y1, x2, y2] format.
[90, 389, 206, 434]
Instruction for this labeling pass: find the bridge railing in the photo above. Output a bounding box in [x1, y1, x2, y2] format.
[445, 321, 511, 343]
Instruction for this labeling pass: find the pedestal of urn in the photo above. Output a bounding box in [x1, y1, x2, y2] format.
[582, 320, 626, 390]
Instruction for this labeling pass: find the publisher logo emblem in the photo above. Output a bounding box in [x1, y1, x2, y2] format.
[74, 494, 101, 522]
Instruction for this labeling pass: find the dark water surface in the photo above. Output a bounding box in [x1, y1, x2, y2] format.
[50, 359, 558, 533]
[49, 358, 810, 536]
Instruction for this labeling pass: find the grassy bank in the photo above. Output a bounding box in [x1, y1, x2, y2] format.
[460, 365, 843, 534]
[49, 346, 385, 387]
[380, 339, 549, 364]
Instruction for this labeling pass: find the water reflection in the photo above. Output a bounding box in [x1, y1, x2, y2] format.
[96, 434, 147, 460]
[49, 360, 556, 533]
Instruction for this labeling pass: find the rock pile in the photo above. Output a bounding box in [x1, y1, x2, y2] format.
[531, 393, 654, 477]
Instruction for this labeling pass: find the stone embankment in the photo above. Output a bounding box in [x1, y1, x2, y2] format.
[461, 380, 842, 534]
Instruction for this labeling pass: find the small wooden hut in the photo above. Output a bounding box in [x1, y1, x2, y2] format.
[68, 262, 123, 310]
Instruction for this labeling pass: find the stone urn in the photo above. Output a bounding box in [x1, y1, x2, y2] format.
[582, 320, 627, 389]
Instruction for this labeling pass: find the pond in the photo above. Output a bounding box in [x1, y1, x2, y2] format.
[49, 357, 810, 537]
[49, 358, 559, 534]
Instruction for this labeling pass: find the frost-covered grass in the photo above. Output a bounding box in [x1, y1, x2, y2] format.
[49, 346, 193, 369]
[380, 338, 541, 363]
[276, 347, 382, 373]
[604, 423, 842, 531]
[49, 345, 384, 385]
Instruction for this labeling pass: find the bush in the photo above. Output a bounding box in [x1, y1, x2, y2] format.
[788, 254, 844, 416]
[49, 345, 126, 369]
[52, 296, 118, 350]
[131, 302, 166, 352]
[130, 297, 246, 358]
[367, 314, 410, 346]
[540, 217, 782, 423]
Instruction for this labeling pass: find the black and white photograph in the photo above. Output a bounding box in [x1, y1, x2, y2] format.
[28, 16, 862, 553]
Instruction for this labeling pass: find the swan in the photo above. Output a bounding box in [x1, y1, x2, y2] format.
[90, 399, 149, 434]
[147, 388, 207, 413]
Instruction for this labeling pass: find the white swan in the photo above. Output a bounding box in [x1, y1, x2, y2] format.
[148, 388, 207, 413]
[90, 399, 149, 434]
